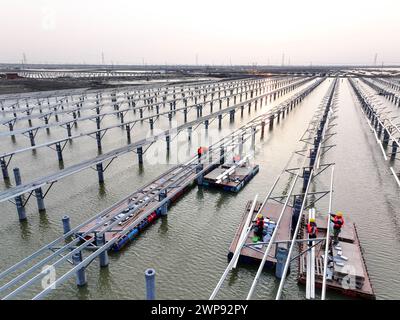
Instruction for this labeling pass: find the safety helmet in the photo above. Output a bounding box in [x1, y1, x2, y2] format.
[309, 218, 316, 222]
[336, 211, 343, 217]
[257, 213, 263, 219]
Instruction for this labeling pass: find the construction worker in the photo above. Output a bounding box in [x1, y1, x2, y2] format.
[197, 146, 203, 163]
[233, 155, 240, 163]
[307, 218, 318, 247]
[330, 211, 344, 245]
[254, 213, 265, 239]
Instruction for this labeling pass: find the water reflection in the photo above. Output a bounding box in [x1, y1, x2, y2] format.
[158, 216, 169, 235]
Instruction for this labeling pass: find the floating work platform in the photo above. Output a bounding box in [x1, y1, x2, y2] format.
[77, 163, 216, 252]
[227, 201, 292, 269]
[298, 215, 375, 300]
[202, 160, 259, 193]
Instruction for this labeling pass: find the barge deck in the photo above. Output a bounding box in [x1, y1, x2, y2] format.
[298, 214, 375, 299]
[77, 162, 217, 251]
[227, 201, 292, 269]
[202, 160, 259, 192]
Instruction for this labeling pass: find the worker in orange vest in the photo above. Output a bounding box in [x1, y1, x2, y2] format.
[253, 213, 265, 240]
[197, 146, 209, 163]
[307, 218, 318, 247]
[330, 211, 344, 245]
[197, 146, 203, 162]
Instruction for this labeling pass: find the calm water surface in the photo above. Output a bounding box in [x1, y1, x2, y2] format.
[0, 78, 399, 299]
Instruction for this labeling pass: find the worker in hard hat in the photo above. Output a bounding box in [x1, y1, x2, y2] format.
[307, 217, 318, 247]
[253, 213, 265, 240]
[330, 211, 344, 245]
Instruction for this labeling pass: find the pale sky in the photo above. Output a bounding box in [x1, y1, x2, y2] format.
[1, 0, 399, 65]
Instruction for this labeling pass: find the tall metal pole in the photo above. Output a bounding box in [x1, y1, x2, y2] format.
[231, 194, 259, 269]
[275, 168, 314, 300]
[321, 166, 335, 300]
[275, 80, 336, 300]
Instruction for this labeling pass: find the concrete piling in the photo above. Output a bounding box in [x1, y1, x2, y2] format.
[96, 234, 109, 267]
[1, 158, 9, 180]
[34, 187, 45, 211]
[145, 268, 156, 300]
[62, 215, 71, 234]
[291, 196, 303, 236]
[196, 164, 204, 185]
[218, 114, 223, 129]
[29, 131, 35, 146]
[251, 127, 256, 148]
[137, 147, 143, 164]
[188, 127, 192, 141]
[96, 163, 104, 184]
[391, 141, 398, 161]
[15, 196, 26, 221]
[377, 123, 383, 138]
[239, 136, 243, 156]
[72, 111, 77, 123]
[13, 167, 26, 221]
[96, 132, 102, 149]
[126, 125, 131, 143]
[269, 115, 274, 130]
[56, 143, 63, 162]
[166, 135, 170, 152]
[72, 252, 87, 287]
[13, 167, 22, 185]
[261, 120, 266, 139]
[229, 110, 235, 122]
[66, 123, 72, 137]
[383, 129, 390, 147]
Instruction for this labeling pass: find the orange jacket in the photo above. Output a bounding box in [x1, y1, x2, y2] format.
[307, 222, 318, 236]
[333, 216, 344, 229]
[256, 217, 264, 229]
